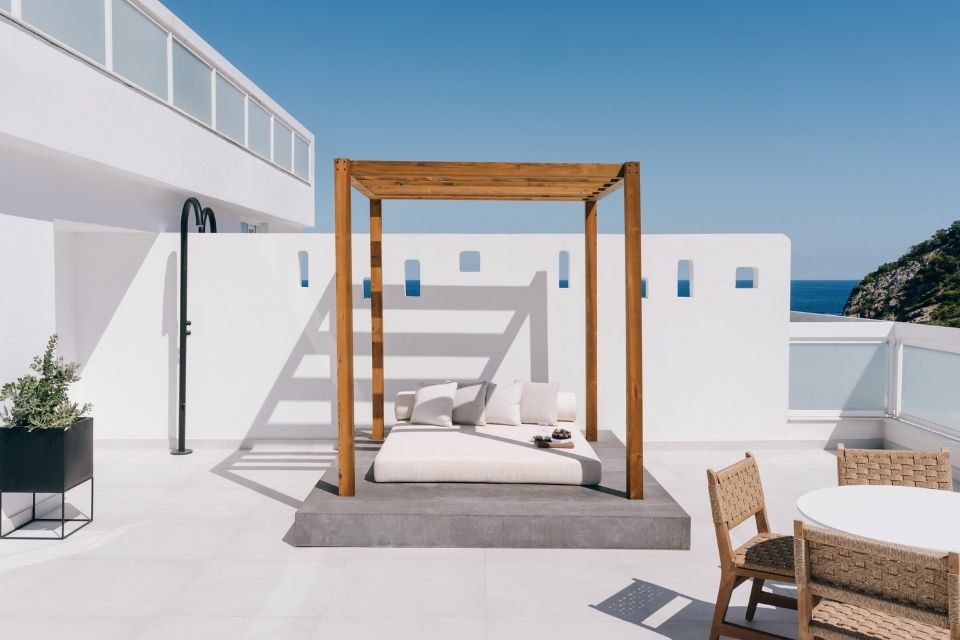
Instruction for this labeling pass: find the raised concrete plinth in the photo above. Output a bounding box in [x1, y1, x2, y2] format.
[288, 431, 690, 549]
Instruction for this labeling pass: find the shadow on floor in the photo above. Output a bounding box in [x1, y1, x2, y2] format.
[591, 579, 797, 639]
[210, 449, 336, 509]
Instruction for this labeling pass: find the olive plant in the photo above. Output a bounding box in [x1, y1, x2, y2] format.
[0, 335, 92, 429]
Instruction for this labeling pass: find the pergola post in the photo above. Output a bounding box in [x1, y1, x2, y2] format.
[584, 200, 598, 442]
[370, 198, 385, 442]
[623, 162, 644, 500]
[334, 158, 356, 496]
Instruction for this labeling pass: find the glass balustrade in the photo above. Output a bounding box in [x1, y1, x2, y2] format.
[901, 346, 960, 431]
[789, 342, 887, 412]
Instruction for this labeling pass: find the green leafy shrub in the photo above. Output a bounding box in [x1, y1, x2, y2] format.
[0, 335, 92, 429]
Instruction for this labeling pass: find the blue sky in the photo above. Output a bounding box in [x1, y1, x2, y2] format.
[163, 0, 959, 279]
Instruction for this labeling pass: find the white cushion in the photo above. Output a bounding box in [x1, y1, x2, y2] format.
[557, 392, 577, 422]
[452, 381, 487, 426]
[410, 381, 457, 427]
[484, 382, 523, 426]
[394, 391, 416, 421]
[374, 423, 602, 485]
[519, 382, 559, 426]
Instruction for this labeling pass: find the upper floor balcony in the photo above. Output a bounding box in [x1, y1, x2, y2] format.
[0, 0, 315, 231]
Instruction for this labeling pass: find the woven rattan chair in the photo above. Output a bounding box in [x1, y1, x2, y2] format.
[836, 443, 953, 490]
[707, 452, 797, 640]
[794, 520, 960, 639]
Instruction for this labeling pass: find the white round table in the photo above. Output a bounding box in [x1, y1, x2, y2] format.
[797, 485, 960, 552]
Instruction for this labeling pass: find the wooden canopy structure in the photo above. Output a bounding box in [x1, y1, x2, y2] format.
[334, 160, 645, 499]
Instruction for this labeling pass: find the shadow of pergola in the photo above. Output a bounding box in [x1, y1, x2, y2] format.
[208, 272, 551, 508]
[591, 579, 797, 639]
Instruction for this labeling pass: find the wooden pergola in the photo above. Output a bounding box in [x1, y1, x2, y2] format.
[334, 160, 645, 499]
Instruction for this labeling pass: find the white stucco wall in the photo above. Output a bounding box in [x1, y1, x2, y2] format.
[0, 213, 57, 528]
[53, 231, 792, 445]
[0, 213, 56, 384]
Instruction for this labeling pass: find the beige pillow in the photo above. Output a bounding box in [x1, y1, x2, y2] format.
[394, 391, 416, 421]
[453, 381, 487, 425]
[410, 382, 457, 427]
[519, 382, 559, 426]
[484, 382, 523, 426]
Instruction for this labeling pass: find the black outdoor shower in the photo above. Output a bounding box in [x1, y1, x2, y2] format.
[172, 197, 217, 455]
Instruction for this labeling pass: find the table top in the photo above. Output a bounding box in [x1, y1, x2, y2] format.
[797, 484, 960, 552]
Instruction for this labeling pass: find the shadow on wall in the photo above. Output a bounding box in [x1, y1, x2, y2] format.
[55, 231, 158, 367]
[239, 270, 549, 444]
[591, 579, 796, 639]
[162, 251, 177, 446]
[212, 271, 549, 505]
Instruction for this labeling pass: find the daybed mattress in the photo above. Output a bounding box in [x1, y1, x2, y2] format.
[373, 422, 602, 486]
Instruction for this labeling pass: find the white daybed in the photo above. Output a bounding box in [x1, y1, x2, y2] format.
[373, 391, 602, 486]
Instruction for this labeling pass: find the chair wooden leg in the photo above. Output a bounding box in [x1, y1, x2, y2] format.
[710, 572, 736, 640]
[745, 578, 764, 621]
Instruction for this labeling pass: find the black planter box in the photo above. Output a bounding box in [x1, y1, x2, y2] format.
[0, 417, 93, 493]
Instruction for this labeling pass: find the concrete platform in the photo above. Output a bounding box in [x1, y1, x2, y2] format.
[288, 431, 691, 549]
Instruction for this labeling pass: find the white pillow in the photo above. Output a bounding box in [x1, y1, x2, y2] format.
[453, 381, 487, 425]
[410, 382, 457, 427]
[557, 391, 577, 422]
[484, 382, 523, 426]
[520, 382, 559, 425]
[394, 391, 416, 421]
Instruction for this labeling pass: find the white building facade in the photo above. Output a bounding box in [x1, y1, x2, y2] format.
[0, 0, 315, 389]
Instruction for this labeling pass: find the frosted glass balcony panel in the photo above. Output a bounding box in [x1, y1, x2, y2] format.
[901, 346, 960, 430]
[247, 101, 271, 159]
[789, 343, 887, 411]
[0, 0, 10, 13]
[294, 135, 309, 180]
[215, 74, 244, 143]
[112, 0, 168, 99]
[274, 120, 292, 171]
[22, 0, 105, 63]
[172, 41, 211, 124]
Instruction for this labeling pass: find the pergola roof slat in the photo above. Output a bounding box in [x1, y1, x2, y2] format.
[346, 160, 626, 202]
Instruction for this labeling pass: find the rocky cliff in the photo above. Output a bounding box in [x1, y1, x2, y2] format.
[843, 220, 960, 327]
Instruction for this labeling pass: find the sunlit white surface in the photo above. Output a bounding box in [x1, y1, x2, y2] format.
[798, 484, 960, 552]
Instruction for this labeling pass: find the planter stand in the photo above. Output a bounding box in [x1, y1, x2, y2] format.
[0, 477, 94, 540]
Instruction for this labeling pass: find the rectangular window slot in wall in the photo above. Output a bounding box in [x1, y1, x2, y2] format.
[677, 260, 692, 297]
[363, 278, 371, 299]
[736, 266, 758, 289]
[405, 259, 420, 297]
[459, 251, 481, 272]
[559, 250, 570, 289]
[298, 251, 308, 287]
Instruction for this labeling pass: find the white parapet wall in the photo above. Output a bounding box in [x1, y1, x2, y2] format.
[47, 231, 791, 446]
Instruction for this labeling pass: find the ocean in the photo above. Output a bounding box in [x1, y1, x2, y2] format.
[790, 280, 859, 315]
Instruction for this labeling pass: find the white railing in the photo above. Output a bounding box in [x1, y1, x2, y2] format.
[790, 315, 960, 436]
[0, 0, 311, 184]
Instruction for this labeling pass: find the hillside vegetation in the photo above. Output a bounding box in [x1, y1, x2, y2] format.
[843, 221, 960, 327]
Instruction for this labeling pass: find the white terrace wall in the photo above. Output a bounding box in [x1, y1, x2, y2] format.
[50, 232, 790, 445]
